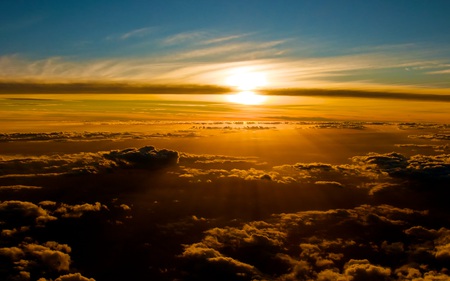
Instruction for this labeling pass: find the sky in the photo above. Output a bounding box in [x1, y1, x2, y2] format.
[1, 0, 450, 93]
[1, 2, 450, 281]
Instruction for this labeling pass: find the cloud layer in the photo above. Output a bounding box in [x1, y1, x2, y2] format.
[0, 122, 449, 280]
[179, 204, 450, 281]
[0, 146, 179, 178]
[2, 36, 450, 95]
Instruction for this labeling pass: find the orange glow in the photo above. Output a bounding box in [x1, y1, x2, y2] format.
[226, 91, 267, 105]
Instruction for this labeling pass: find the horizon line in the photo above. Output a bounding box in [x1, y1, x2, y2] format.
[1, 81, 449, 102]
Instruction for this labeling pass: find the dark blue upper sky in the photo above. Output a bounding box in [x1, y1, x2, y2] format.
[1, 0, 450, 91]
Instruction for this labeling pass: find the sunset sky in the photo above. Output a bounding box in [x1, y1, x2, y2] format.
[1, 0, 450, 93]
[1, 2, 450, 281]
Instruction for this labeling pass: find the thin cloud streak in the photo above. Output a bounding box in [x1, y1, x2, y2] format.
[161, 31, 207, 46]
[201, 33, 250, 45]
[262, 88, 450, 102]
[427, 69, 450, 75]
[119, 27, 156, 40]
[161, 31, 251, 47]
[160, 40, 286, 61]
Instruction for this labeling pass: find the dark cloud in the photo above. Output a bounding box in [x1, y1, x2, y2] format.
[54, 202, 104, 218]
[189, 124, 276, 131]
[311, 122, 366, 129]
[22, 242, 71, 271]
[227, 168, 279, 182]
[293, 162, 336, 171]
[180, 221, 285, 280]
[103, 146, 179, 169]
[408, 134, 450, 141]
[406, 154, 450, 180]
[343, 259, 391, 281]
[179, 153, 261, 165]
[0, 146, 179, 178]
[351, 152, 450, 182]
[1, 227, 30, 238]
[395, 144, 449, 153]
[3, 81, 450, 103]
[275, 161, 375, 187]
[0, 200, 108, 244]
[0, 131, 201, 142]
[175, 166, 295, 184]
[0, 200, 106, 280]
[179, 204, 450, 280]
[394, 264, 422, 280]
[0, 241, 72, 280]
[0, 200, 56, 226]
[0, 134, 449, 280]
[0, 81, 231, 95]
[0, 153, 104, 178]
[351, 152, 409, 174]
[263, 88, 450, 102]
[398, 123, 450, 130]
[174, 151, 449, 198]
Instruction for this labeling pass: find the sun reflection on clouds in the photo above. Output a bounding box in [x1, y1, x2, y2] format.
[226, 91, 267, 105]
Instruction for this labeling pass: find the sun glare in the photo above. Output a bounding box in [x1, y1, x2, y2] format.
[226, 91, 267, 105]
[225, 69, 268, 91]
[225, 68, 268, 105]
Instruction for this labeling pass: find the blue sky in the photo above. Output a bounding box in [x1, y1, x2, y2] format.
[1, 0, 450, 92]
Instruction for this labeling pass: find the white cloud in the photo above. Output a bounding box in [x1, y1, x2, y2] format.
[120, 27, 155, 40]
[202, 33, 250, 45]
[161, 31, 206, 46]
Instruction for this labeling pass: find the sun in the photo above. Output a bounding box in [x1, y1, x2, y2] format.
[225, 68, 268, 105]
[225, 69, 268, 91]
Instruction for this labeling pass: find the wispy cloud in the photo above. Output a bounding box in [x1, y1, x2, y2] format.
[161, 31, 206, 46]
[106, 27, 156, 41]
[201, 33, 250, 45]
[1, 53, 449, 95]
[121, 27, 155, 40]
[161, 39, 286, 61]
[1, 31, 450, 94]
[160, 30, 259, 50]
[427, 69, 450, 75]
